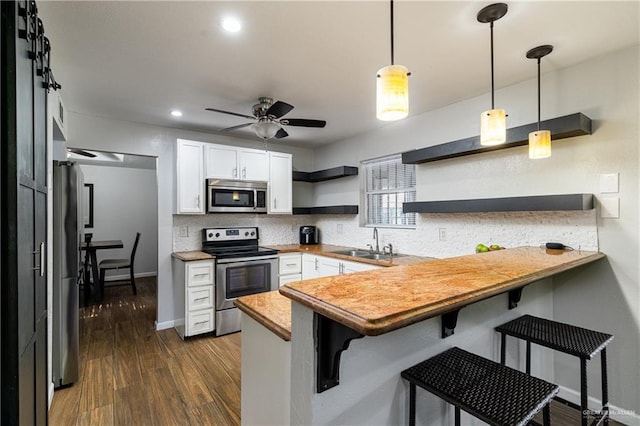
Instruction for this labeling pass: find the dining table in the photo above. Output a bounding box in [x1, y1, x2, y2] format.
[80, 239, 124, 302]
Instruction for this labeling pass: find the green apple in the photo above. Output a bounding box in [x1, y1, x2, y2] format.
[489, 244, 501, 251]
[476, 244, 489, 253]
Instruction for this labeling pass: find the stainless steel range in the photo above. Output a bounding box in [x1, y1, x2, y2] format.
[202, 227, 278, 336]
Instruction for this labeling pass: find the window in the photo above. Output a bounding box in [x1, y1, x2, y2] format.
[362, 154, 416, 227]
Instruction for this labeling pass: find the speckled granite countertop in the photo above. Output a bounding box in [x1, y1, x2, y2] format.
[279, 247, 605, 336]
[235, 291, 292, 341]
[171, 251, 214, 261]
[263, 244, 432, 267]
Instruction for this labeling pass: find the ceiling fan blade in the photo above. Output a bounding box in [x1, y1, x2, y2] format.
[274, 128, 289, 139]
[281, 118, 326, 128]
[69, 149, 97, 158]
[265, 101, 294, 119]
[219, 123, 253, 132]
[205, 107, 255, 120]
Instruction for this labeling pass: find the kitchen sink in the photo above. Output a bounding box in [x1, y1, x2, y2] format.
[330, 249, 408, 260]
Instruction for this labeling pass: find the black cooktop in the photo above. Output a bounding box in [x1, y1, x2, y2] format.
[201, 245, 278, 259]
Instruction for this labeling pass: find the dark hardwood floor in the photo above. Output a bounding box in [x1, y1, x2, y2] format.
[49, 277, 240, 425]
[49, 276, 623, 425]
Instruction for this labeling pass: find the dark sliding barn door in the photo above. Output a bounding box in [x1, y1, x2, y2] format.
[1, 1, 52, 423]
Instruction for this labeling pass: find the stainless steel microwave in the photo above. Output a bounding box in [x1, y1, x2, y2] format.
[206, 179, 267, 213]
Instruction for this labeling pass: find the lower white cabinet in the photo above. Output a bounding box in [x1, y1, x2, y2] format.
[301, 253, 381, 280]
[279, 253, 302, 286]
[173, 258, 215, 338]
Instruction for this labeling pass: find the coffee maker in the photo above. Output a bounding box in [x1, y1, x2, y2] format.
[299, 226, 319, 245]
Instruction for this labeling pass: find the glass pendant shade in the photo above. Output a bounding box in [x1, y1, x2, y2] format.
[480, 108, 506, 146]
[528, 130, 551, 159]
[376, 64, 409, 121]
[252, 121, 280, 140]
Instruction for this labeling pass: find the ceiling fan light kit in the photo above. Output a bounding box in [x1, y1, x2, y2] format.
[527, 44, 554, 159]
[252, 119, 281, 140]
[376, 0, 410, 122]
[478, 2, 508, 146]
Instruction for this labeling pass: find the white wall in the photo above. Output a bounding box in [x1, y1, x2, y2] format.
[80, 164, 158, 279]
[66, 111, 313, 329]
[307, 46, 639, 419]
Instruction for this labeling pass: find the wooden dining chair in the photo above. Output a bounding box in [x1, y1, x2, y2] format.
[98, 232, 141, 296]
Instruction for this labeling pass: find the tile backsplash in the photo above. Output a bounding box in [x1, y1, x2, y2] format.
[173, 210, 598, 258]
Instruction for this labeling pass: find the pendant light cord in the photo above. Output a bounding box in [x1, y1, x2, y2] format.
[390, 0, 395, 65]
[490, 21, 495, 109]
[537, 58, 541, 131]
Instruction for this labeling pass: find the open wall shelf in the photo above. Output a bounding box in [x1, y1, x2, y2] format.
[402, 113, 592, 164]
[293, 205, 359, 215]
[293, 166, 358, 183]
[403, 194, 594, 214]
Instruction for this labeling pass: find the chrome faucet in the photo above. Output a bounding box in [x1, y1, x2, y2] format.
[383, 243, 393, 258]
[372, 227, 380, 254]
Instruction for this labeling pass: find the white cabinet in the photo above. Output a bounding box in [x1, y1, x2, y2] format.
[176, 139, 205, 214]
[205, 143, 269, 181]
[279, 253, 302, 286]
[268, 152, 293, 214]
[301, 253, 381, 280]
[302, 254, 320, 279]
[173, 258, 215, 338]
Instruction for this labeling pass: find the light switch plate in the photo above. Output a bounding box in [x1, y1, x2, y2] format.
[599, 173, 619, 194]
[599, 197, 619, 218]
[179, 225, 189, 237]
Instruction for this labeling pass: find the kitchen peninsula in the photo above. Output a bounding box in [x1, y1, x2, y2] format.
[237, 246, 605, 425]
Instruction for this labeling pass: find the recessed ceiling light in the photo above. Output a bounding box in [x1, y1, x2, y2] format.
[171, 110, 183, 117]
[221, 17, 242, 33]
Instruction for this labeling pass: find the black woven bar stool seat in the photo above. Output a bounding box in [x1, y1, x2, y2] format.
[401, 347, 558, 426]
[496, 315, 613, 426]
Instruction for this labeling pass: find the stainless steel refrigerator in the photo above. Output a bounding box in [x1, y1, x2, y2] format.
[52, 160, 82, 387]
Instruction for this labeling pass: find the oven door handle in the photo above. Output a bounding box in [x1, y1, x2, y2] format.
[216, 255, 278, 264]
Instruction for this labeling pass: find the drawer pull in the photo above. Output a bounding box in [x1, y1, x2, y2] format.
[194, 320, 209, 326]
[194, 296, 208, 301]
[285, 263, 298, 267]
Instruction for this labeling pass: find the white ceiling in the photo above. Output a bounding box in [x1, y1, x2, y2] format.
[38, 1, 639, 148]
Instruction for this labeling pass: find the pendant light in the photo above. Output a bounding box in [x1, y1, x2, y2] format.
[477, 3, 508, 146]
[527, 44, 554, 159]
[376, 0, 410, 121]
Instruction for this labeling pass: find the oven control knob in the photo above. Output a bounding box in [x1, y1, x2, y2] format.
[208, 232, 213, 238]
[250, 231, 255, 236]
[244, 232, 249, 236]
[215, 232, 220, 238]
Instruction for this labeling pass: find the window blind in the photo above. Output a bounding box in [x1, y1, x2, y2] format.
[362, 154, 416, 227]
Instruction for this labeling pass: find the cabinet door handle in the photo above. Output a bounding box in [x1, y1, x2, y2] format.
[196, 194, 200, 208]
[233, 167, 237, 178]
[242, 167, 246, 179]
[33, 242, 45, 276]
[273, 198, 277, 209]
[314, 258, 318, 270]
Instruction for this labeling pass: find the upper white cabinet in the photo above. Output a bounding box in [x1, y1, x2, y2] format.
[268, 152, 292, 214]
[176, 139, 205, 214]
[205, 143, 268, 182]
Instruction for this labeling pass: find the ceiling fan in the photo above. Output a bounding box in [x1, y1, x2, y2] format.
[206, 97, 326, 140]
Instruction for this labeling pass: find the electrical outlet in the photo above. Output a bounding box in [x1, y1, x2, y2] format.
[179, 225, 189, 238]
[337, 224, 343, 235]
[438, 228, 447, 241]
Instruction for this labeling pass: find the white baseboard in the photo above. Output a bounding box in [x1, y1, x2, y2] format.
[558, 385, 639, 424]
[104, 271, 157, 282]
[156, 319, 175, 331]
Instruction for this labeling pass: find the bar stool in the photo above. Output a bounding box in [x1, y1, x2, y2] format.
[401, 347, 558, 426]
[496, 315, 613, 426]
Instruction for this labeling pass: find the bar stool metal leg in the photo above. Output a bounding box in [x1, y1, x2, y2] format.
[454, 407, 460, 426]
[543, 405, 551, 426]
[580, 358, 588, 426]
[409, 383, 416, 426]
[526, 340, 531, 375]
[602, 348, 609, 424]
[500, 332, 506, 364]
